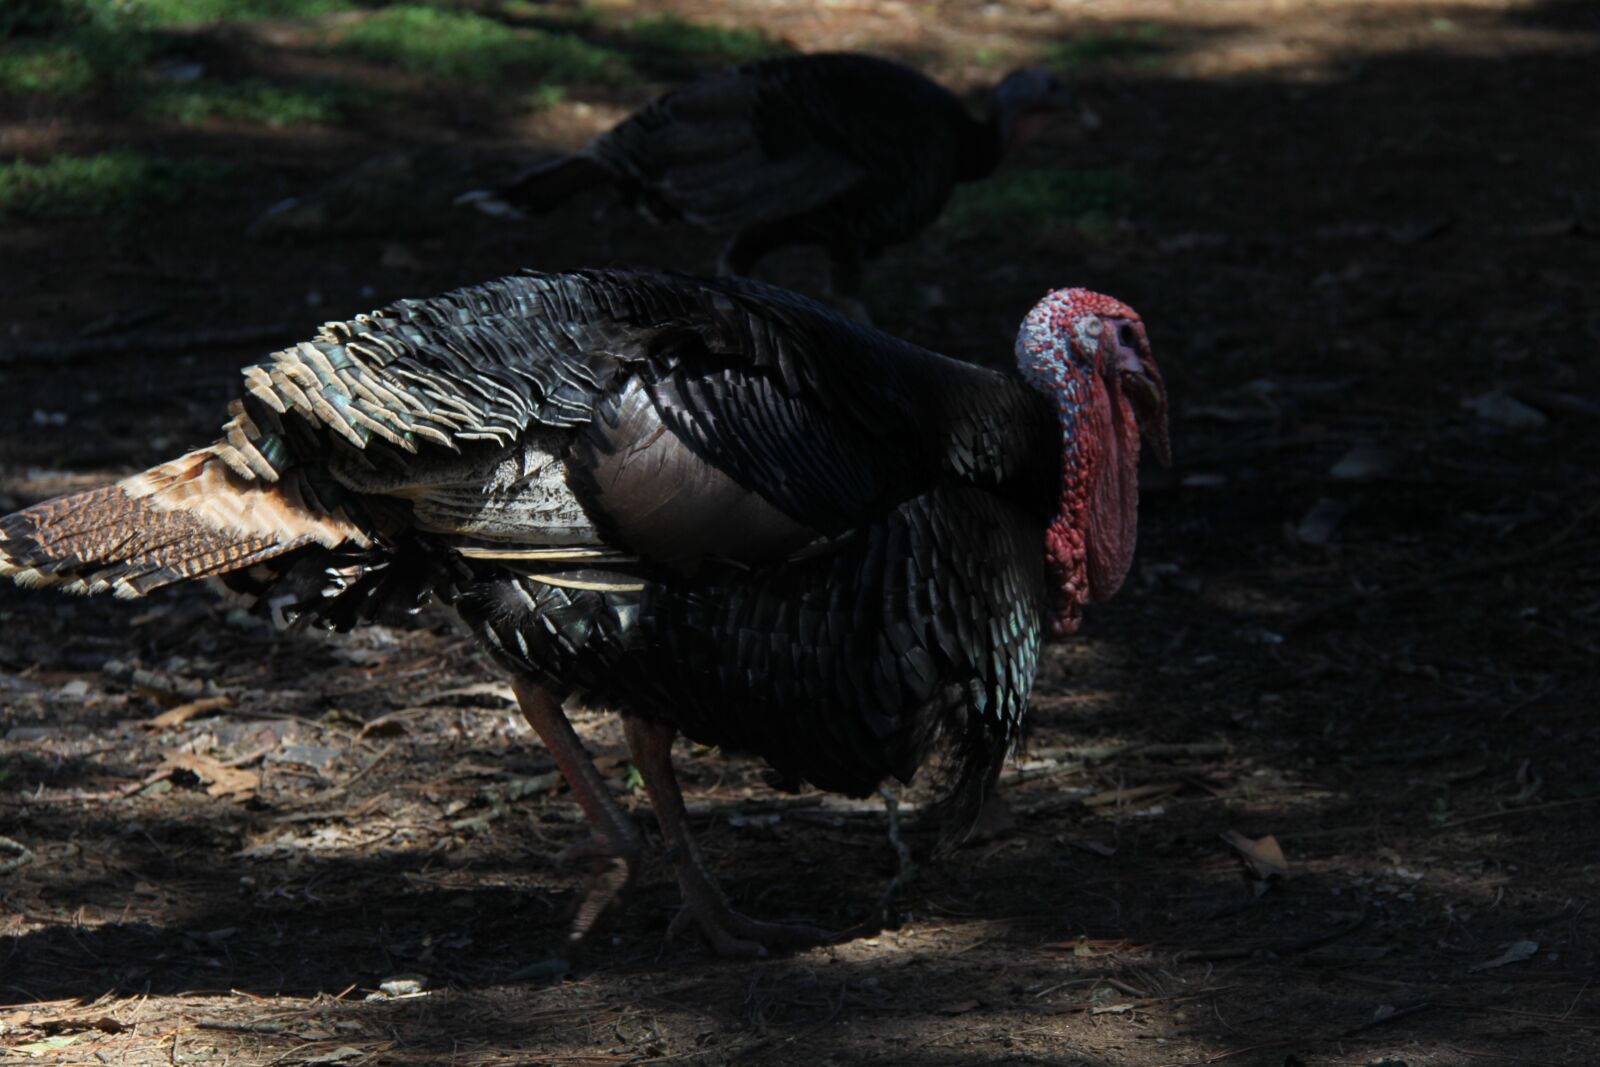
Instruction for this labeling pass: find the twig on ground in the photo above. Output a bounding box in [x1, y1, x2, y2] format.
[1434, 794, 1600, 830]
[0, 835, 33, 875]
[336, 742, 397, 793]
[1343, 1001, 1431, 1034]
[1176, 907, 1366, 962]
[195, 1019, 293, 1034]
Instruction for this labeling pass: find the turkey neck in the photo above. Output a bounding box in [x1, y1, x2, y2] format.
[954, 93, 1018, 182]
[953, 82, 1043, 181]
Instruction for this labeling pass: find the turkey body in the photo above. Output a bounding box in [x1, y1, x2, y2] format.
[596, 54, 990, 255]
[0, 269, 1164, 955]
[460, 483, 1046, 806]
[466, 54, 1079, 310]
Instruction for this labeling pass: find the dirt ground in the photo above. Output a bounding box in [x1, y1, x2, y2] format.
[3, 0, 1599, 1064]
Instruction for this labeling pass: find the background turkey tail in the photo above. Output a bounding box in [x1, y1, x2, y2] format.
[0, 446, 369, 600]
[456, 154, 610, 218]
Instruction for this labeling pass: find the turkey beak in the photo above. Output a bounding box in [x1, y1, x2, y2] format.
[1121, 369, 1170, 467]
[1111, 323, 1170, 467]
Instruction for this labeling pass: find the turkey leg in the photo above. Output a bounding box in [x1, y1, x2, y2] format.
[512, 677, 643, 941]
[622, 714, 834, 957]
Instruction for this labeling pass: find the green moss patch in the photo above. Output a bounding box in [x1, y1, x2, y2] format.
[0, 151, 229, 219]
[133, 78, 387, 126]
[1047, 25, 1168, 71]
[611, 14, 786, 77]
[334, 5, 629, 86]
[131, 0, 360, 26]
[943, 168, 1137, 238]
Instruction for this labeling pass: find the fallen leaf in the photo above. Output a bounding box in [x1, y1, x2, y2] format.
[146, 695, 231, 730]
[1221, 831, 1290, 880]
[1469, 939, 1538, 972]
[164, 752, 259, 799]
[15, 1034, 84, 1055]
[356, 717, 407, 741]
[1090, 1002, 1134, 1015]
[302, 1047, 365, 1065]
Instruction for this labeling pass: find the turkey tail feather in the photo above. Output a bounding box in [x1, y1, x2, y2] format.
[0, 447, 368, 599]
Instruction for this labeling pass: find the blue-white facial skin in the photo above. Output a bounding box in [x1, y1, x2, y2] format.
[1014, 298, 1105, 456]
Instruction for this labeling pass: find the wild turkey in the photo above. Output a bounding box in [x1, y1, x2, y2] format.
[460, 54, 1086, 315]
[0, 270, 1168, 956]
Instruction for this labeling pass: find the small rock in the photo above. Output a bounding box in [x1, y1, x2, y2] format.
[1295, 497, 1350, 545]
[1470, 940, 1538, 972]
[378, 976, 428, 997]
[1329, 441, 1396, 481]
[270, 743, 342, 769]
[506, 957, 570, 982]
[1464, 391, 1547, 430]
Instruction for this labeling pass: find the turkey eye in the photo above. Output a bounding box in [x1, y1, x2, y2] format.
[1118, 325, 1138, 348]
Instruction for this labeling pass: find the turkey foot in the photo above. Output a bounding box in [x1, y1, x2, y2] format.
[513, 678, 643, 941]
[665, 857, 834, 958]
[623, 715, 837, 957]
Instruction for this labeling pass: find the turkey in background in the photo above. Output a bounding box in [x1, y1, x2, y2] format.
[459, 53, 1094, 320]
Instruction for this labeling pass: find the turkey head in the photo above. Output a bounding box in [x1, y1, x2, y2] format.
[1014, 288, 1169, 637]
